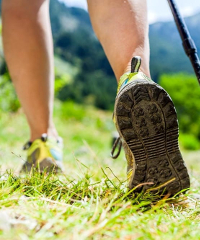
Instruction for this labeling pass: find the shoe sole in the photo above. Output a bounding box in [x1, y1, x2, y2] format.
[114, 79, 190, 195]
[20, 157, 63, 174]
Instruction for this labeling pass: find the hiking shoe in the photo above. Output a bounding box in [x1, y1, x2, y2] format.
[20, 134, 64, 173]
[113, 56, 190, 195]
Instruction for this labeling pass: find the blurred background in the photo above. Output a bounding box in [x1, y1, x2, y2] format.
[1, 0, 200, 173]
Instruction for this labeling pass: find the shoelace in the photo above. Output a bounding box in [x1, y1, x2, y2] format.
[111, 137, 122, 159]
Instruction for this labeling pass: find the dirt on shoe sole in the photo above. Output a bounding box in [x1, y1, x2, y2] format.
[115, 79, 190, 195]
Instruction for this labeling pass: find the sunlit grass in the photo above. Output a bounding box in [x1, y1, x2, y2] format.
[0, 170, 200, 239]
[0, 101, 200, 239]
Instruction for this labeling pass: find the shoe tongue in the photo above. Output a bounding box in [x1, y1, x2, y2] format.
[41, 133, 48, 142]
[117, 56, 142, 93]
[131, 56, 141, 73]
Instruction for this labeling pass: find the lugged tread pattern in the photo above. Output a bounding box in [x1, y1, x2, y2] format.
[115, 80, 190, 195]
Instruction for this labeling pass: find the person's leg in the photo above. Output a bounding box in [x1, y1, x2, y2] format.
[87, 0, 150, 81]
[87, 0, 190, 195]
[2, 0, 57, 141]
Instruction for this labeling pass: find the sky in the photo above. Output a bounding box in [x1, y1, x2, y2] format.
[60, 0, 200, 23]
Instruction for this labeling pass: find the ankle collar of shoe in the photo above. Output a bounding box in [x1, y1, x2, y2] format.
[117, 71, 152, 94]
[41, 133, 63, 144]
[23, 134, 63, 150]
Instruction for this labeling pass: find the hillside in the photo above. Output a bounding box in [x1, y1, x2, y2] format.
[49, 0, 92, 37]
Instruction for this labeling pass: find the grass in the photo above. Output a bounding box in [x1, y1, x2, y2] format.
[0, 101, 200, 239]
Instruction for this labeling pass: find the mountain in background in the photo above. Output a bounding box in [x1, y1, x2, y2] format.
[49, 1, 200, 78]
[149, 13, 200, 79]
[52, 1, 200, 78]
[49, 0, 92, 37]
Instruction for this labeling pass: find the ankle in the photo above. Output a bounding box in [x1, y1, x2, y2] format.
[30, 126, 59, 142]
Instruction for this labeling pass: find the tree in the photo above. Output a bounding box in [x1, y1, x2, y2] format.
[159, 73, 200, 139]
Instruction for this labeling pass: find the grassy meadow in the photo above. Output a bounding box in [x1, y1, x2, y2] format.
[1, 3, 200, 238]
[0, 101, 200, 239]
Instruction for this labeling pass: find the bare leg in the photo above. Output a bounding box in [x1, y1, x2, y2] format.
[87, 0, 150, 81]
[2, 0, 57, 141]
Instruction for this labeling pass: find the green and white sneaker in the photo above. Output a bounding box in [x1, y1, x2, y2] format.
[113, 56, 190, 195]
[20, 134, 64, 173]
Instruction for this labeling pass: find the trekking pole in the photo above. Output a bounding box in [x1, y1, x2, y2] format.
[167, 0, 200, 84]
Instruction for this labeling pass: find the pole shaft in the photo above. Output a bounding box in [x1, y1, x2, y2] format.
[167, 0, 200, 83]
